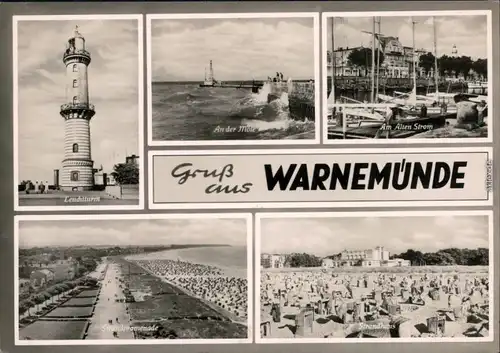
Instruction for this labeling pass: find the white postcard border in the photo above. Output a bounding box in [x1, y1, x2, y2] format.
[321, 10, 493, 145]
[255, 210, 494, 343]
[146, 12, 321, 146]
[14, 213, 253, 345]
[13, 14, 145, 212]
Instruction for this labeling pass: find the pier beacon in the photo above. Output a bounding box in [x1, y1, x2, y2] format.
[60, 26, 95, 191]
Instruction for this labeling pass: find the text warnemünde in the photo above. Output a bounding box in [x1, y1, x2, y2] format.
[264, 161, 468, 191]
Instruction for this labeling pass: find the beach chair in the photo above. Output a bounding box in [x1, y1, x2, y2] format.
[401, 289, 410, 301]
[429, 288, 440, 301]
[426, 316, 446, 335]
[295, 307, 314, 337]
[260, 321, 271, 337]
[271, 303, 281, 323]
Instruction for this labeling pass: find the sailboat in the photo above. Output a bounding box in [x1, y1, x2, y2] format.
[377, 18, 437, 108]
[327, 17, 386, 126]
[326, 17, 337, 116]
[425, 16, 457, 106]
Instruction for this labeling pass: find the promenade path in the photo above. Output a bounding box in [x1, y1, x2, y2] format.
[86, 261, 134, 340]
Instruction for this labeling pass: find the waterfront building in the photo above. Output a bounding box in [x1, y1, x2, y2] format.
[326, 36, 426, 78]
[322, 246, 410, 268]
[261, 253, 286, 269]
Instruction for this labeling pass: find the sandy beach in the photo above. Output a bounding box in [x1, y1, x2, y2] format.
[260, 266, 490, 339]
[126, 246, 247, 279]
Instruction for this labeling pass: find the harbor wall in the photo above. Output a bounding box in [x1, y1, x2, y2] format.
[266, 82, 315, 122]
[326, 76, 468, 96]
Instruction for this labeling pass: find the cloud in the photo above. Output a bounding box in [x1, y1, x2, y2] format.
[19, 218, 247, 248]
[151, 17, 315, 82]
[260, 215, 489, 256]
[326, 15, 487, 60]
[17, 19, 140, 183]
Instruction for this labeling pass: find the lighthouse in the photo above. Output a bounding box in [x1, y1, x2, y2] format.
[60, 26, 95, 191]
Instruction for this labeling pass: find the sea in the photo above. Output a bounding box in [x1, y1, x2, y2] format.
[128, 246, 247, 278]
[151, 82, 315, 141]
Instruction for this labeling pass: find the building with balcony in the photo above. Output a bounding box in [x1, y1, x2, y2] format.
[261, 253, 286, 269]
[326, 36, 426, 79]
[321, 246, 410, 268]
[30, 269, 55, 288]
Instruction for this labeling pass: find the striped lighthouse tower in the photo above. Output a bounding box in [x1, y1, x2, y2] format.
[60, 25, 95, 191]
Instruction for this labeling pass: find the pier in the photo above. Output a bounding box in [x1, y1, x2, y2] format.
[199, 82, 264, 90]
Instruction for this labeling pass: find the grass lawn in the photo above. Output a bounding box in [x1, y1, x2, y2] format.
[121, 262, 184, 296]
[133, 319, 248, 339]
[45, 306, 94, 318]
[76, 289, 100, 298]
[129, 292, 223, 321]
[19, 320, 89, 340]
[60, 297, 96, 307]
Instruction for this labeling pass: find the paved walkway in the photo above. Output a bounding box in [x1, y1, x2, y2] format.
[86, 261, 134, 340]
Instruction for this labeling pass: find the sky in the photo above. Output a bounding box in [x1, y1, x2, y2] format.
[326, 15, 488, 60]
[261, 215, 489, 257]
[151, 17, 315, 82]
[17, 19, 139, 183]
[19, 218, 247, 248]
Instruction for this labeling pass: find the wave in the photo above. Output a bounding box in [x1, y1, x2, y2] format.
[230, 83, 292, 128]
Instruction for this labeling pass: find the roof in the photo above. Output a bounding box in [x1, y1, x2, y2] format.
[332, 46, 363, 52]
[38, 269, 54, 276]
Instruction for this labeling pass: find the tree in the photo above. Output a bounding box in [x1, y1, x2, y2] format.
[437, 55, 452, 77]
[457, 56, 473, 79]
[472, 58, 487, 79]
[394, 247, 488, 266]
[347, 47, 385, 77]
[77, 267, 87, 277]
[391, 249, 425, 265]
[111, 162, 139, 185]
[285, 253, 322, 268]
[418, 52, 435, 76]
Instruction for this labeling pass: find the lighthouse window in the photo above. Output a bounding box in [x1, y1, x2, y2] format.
[72, 64, 78, 72]
[72, 143, 79, 153]
[73, 96, 78, 104]
[70, 171, 79, 182]
[73, 79, 78, 88]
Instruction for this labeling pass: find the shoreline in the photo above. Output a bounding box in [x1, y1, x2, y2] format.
[125, 245, 247, 279]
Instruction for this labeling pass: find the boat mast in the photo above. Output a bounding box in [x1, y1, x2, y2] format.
[331, 17, 335, 101]
[433, 16, 439, 97]
[375, 17, 381, 100]
[411, 17, 417, 106]
[370, 17, 376, 103]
